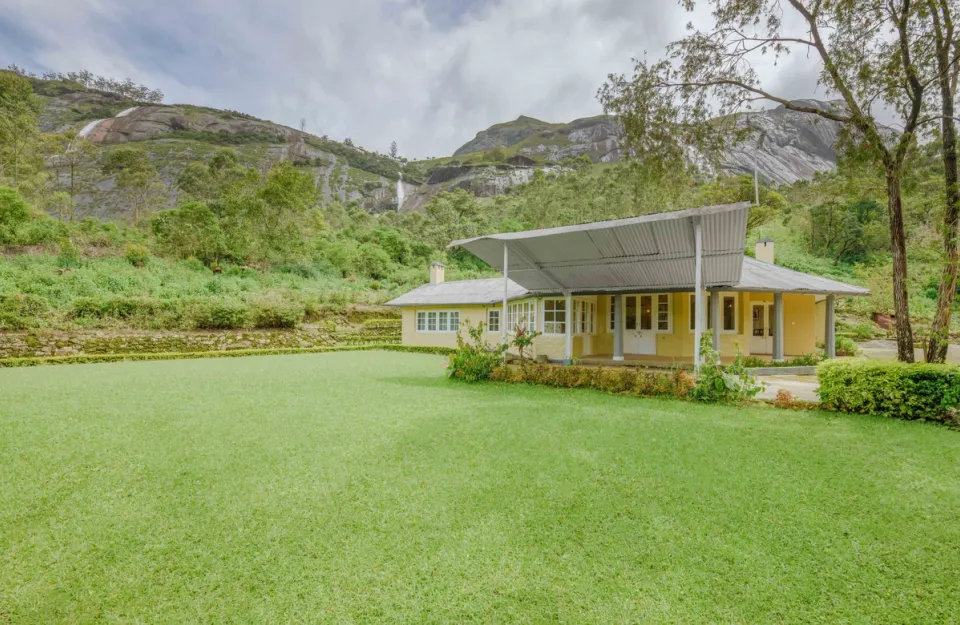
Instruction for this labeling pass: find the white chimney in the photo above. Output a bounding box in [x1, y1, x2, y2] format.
[755, 238, 775, 264]
[429, 261, 445, 284]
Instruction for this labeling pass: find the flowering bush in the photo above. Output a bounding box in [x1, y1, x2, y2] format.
[446, 321, 507, 382]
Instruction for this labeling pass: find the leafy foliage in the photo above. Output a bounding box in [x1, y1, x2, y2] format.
[817, 359, 960, 423]
[691, 333, 764, 403]
[446, 321, 507, 382]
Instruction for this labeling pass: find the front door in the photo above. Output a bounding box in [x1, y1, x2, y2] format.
[750, 302, 774, 354]
[624, 295, 656, 355]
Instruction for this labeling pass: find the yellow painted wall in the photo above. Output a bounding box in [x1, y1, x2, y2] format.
[398, 291, 820, 359]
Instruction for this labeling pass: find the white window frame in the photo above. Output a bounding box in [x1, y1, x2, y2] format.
[543, 298, 567, 335]
[655, 293, 673, 334]
[574, 300, 596, 335]
[415, 310, 460, 333]
[508, 300, 536, 334]
[486, 309, 500, 333]
[688, 293, 738, 334]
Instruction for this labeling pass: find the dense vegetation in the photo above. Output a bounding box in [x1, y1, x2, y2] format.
[0, 68, 957, 337]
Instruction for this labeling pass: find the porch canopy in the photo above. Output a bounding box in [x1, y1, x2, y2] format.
[449, 202, 751, 294]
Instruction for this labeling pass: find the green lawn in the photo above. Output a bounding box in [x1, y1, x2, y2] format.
[1, 352, 958, 622]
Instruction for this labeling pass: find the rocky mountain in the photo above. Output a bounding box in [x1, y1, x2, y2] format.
[32, 73, 845, 221]
[448, 101, 845, 185]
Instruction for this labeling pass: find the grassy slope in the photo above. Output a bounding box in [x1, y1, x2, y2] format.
[1, 351, 958, 622]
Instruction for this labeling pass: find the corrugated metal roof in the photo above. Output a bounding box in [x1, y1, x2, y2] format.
[449, 203, 750, 292]
[385, 278, 529, 306]
[387, 259, 868, 307]
[730, 257, 870, 295]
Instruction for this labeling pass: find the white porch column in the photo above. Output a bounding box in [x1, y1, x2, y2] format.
[709, 290, 721, 353]
[773, 292, 785, 362]
[502, 243, 509, 344]
[564, 292, 573, 364]
[613, 293, 624, 361]
[694, 218, 704, 370]
[825, 294, 836, 359]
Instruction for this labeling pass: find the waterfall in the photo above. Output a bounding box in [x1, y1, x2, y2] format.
[115, 106, 139, 118]
[396, 172, 405, 209]
[78, 119, 104, 139]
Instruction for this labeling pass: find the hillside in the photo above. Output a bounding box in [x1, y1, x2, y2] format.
[31, 76, 406, 218]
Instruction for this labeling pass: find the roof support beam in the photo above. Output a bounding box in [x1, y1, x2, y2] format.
[564, 292, 573, 365]
[824, 294, 836, 359]
[710, 290, 721, 353]
[613, 294, 624, 361]
[505, 241, 567, 292]
[773, 292, 785, 362]
[502, 243, 509, 345]
[694, 218, 704, 371]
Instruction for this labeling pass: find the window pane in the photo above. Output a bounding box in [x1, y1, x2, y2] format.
[438, 311, 448, 332]
[626, 296, 637, 330]
[639, 296, 652, 330]
[417, 312, 426, 331]
[488, 310, 499, 332]
[427, 311, 437, 331]
[752, 304, 765, 336]
[723, 296, 736, 331]
[450, 312, 460, 331]
[610, 296, 616, 330]
[658, 294, 669, 331]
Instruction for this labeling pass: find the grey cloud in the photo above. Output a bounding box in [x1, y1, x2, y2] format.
[3, 0, 823, 158]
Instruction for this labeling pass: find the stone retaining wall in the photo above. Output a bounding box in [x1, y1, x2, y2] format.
[0, 326, 399, 359]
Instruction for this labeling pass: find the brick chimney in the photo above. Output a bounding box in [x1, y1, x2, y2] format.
[429, 261, 445, 284]
[755, 238, 775, 264]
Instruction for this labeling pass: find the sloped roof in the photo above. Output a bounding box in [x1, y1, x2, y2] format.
[449, 203, 750, 292]
[386, 278, 528, 306]
[387, 259, 868, 307]
[731, 257, 870, 295]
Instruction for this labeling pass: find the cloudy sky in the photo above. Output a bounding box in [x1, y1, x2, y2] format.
[1, 0, 827, 158]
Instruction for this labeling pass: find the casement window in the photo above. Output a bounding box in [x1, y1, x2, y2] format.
[415, 310, 460, 333]
[508, 301, 536, 333]
[656, 294, 672, 333]
[574, 301, 596, 334]
[543, 299, 567, 334]
[487, 309, 500, 333]
[689, 294, 738, 333]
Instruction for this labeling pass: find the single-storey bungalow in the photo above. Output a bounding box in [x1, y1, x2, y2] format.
[387, 203, 869, 366]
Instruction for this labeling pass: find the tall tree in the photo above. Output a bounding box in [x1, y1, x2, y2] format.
[923, 0, 960, 363]
[390, 141, 399, 159]
[44, 130, 98, 213]
[0, 71, 42, 189]
[599, 0, 936, 361]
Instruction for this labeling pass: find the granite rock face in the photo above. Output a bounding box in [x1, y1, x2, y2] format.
[452, 101, 845, 185]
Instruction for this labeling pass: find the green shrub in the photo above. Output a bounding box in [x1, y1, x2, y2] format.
[836, 336, 859, 356]
[447, 321, 507, 382]
[691, 333, 763, 403]
[57, 238, 81, 267]
[817, 359, 960, 423]
[853, 322, 877, 340]
[0, 293, 50, 329]
[0, 186, 32, 244]
[248, 297, 305, 328]
[124, 243, 151, 267]
[490, 363, 694, 399]
[188, 299, 251, 329]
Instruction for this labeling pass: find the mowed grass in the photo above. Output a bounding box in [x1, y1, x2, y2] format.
[1, 353, 959, 623]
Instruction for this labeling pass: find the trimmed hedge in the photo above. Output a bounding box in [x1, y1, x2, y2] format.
[817, 359, 960, 423]
[0, 344, 454, 368]
[489, 364, 694, 399]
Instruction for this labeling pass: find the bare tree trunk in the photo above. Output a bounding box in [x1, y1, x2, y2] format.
[886, 171, 915, 362]
[925, 2, 959, 363]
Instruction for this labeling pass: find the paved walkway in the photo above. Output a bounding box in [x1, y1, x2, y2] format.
[756, 375, 819, 402]
[860, 340, 960, 364]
